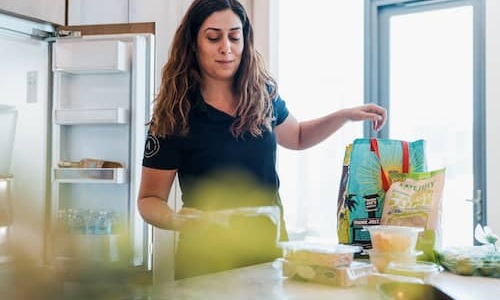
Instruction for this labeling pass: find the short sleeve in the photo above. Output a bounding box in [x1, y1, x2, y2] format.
[273, 94, 289, 126]
[142, 133, 181, 170]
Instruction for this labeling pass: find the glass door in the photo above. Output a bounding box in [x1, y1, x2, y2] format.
[365, 0, 486, 247]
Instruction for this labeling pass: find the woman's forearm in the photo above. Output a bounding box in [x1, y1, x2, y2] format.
[277, 103, 386, 150]
[296, 110, 349, 150]
[138, 196, 176, 230]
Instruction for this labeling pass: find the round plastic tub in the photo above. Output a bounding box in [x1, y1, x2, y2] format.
[364, 225, 424, 252]
[366, 249, 421, 273]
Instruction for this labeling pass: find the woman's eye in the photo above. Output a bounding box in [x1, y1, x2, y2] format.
[207, 36, 220, 42]
[229, 36, 241, 42]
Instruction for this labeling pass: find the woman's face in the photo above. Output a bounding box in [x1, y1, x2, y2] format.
[196, 9, 244, 82]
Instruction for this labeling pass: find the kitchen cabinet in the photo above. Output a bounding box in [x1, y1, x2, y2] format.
[0, 0, 65, 25]
[67, 0, 129, 25]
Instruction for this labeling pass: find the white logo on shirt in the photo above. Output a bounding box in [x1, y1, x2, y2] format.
[144, 134, 160, 158]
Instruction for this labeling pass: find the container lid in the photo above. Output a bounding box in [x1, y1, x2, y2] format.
[171, 206, 281, 227]
[386, 261, 442, 276]
[279, 241, 362, 254]
[363, 225, 424, 233]
[366, 249, 423, 256]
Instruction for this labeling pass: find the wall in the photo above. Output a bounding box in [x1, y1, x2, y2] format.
[251, 0, 278, 76]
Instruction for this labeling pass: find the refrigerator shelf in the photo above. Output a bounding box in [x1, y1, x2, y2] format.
[53, 40, 129, 74]
[54, 167, 127, 183]
[54, 108, 129, 124]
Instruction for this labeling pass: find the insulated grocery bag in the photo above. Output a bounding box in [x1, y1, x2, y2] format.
[336, 138, 426, 249]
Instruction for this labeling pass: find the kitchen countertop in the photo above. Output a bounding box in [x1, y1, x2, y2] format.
[2, 256, 499, 299]
[151, 261, 500, 300]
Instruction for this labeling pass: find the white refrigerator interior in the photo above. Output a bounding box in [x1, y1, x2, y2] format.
[1, 11, 154, 268]
[50, 33, 154, 267]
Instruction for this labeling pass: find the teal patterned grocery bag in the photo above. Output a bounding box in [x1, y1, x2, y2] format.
[337, 138, 426, 249]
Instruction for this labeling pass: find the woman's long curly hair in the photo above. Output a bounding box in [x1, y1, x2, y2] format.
[149, 0, 277, 138]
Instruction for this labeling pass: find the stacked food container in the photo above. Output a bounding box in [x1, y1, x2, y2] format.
[364, 225, 442, 283]
[279, 241, 374, 287]
[364, 225, 423, 272]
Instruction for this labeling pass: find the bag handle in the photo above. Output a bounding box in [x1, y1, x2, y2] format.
[370, 138, 410, 191]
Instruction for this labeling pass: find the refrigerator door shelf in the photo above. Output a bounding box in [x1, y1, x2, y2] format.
[53, 40, 129, 74]
[54, 168, 127, 183]
[54, 108, 129, 124]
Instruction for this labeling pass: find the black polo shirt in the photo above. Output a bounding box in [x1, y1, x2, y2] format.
[142, 90, 289, 210]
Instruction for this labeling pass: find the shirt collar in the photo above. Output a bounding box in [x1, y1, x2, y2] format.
[190, 88, 208, 113]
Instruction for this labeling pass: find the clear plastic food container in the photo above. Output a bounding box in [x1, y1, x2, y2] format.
[279, 241, 362, 268]
[385, 261, 443, 282]
[364, 225, 423, 252]
[281, 259, 374, 287]
[366, 249, 422, 273]
[438, 245, 500, 277]
[171, 205, 283, 242]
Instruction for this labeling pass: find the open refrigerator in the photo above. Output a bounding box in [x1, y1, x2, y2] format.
[49, 27, 155, 268]
[0, 12, 155, 270]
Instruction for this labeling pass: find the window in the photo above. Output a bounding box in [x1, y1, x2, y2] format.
[366, 0, 485, 247]
[277, 0, 365, 241]
[276, 0, 485, 247]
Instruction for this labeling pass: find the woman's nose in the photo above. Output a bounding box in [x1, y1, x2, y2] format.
[219, 38, 232, 54]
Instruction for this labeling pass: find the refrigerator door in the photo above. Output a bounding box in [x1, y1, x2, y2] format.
[0, 12, 53, 266]
[49, 24, 155, 269]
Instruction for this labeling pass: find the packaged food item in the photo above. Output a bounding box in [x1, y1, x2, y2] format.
[281, 259, 375, 287]
[58, 158, 123, 168]
[438, 245, 500, 277]
[279, 241, 361, 268]
[381, 169, 446, 261]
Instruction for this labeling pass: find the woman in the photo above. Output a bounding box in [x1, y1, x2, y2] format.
[138, 0, 386, 279]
